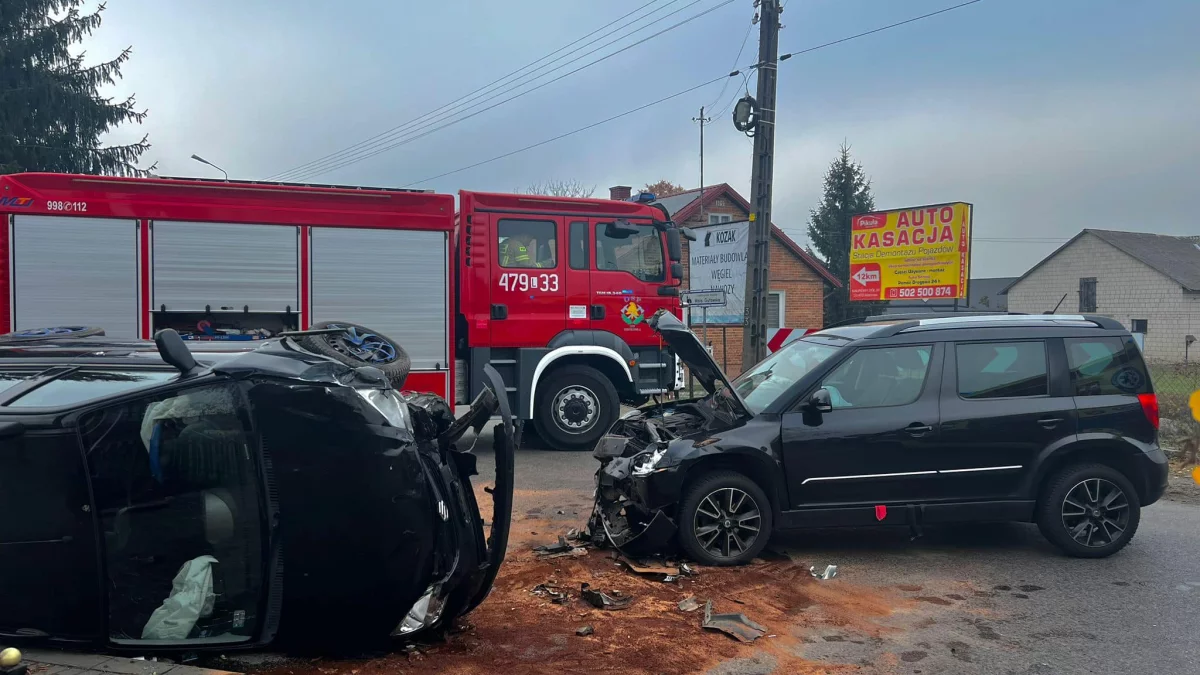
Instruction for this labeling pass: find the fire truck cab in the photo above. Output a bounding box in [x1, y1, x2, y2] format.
[0, 173, 684, 450]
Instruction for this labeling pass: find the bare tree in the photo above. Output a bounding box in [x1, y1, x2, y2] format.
[524, 179, 596, 198]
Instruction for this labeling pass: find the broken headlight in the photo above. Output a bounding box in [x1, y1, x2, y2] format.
[393, 584, 446, 636]
[631, 446, 668, 477]
[353, 387, 412, 430]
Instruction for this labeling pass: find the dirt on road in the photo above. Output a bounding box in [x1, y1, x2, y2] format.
[245, 487, 916, 675]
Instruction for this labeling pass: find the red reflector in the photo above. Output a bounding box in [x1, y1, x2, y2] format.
[875, 505, 887, 522]
[1138, 393, 1159, 429]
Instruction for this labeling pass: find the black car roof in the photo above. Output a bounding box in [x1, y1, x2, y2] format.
[0, 337, 256, 368]
[809, 314, 1131, 343]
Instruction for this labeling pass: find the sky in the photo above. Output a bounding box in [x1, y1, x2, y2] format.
[84, 0, 1200, 278]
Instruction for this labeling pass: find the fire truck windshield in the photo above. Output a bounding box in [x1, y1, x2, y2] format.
[595, 223, 665, 282]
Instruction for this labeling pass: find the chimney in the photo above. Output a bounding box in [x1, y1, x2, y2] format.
[609, 185, 632, 201]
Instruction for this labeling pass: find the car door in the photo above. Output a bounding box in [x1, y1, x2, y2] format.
[590, 218, 667, 337]
[936, 338, 1077, 500]
[781, 342, 944, 510]
[563, 220, 592, 332]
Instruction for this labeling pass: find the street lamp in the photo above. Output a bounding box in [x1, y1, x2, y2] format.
[190, 154, 229, 181]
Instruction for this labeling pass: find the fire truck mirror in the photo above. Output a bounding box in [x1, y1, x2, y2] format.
[605, 220, 639, 239]
[666, 229, 682, 262]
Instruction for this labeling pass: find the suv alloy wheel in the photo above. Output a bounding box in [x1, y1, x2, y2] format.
[1037, 463, 1142, 558]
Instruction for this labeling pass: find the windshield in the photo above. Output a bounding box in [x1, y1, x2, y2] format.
[731, 339, 840, 413]
[596, 223, 664, 281]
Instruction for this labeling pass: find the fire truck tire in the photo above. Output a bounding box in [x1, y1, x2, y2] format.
[0, 326, 105, 342]
[533, 364, 619, 452]
[296, 321, 411, 388]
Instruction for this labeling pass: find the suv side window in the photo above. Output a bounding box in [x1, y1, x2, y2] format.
[956, 341, 1048, 399]
[1065, 337, 1149, 395]
[820, 345, 932, 409]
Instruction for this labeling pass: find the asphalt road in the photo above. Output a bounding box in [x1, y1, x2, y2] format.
[468, 423, 1200, 675]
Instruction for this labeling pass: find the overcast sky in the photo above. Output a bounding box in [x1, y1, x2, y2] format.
[86, 0, 1199, 278]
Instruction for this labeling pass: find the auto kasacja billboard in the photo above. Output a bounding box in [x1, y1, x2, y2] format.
[848, 202, 973, 302]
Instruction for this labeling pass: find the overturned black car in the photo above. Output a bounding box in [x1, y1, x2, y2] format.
[0, 324, 516, 653]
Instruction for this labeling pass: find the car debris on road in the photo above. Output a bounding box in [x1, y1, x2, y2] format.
[579, 584, 633, 611]
[810, 565, 839, 580]
[677, 597, 702, 612]
[701, 600, 768, 643]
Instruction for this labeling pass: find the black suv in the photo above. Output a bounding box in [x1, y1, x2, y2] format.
[592, 312, 1168, 565]
[0, 325, 517, 652]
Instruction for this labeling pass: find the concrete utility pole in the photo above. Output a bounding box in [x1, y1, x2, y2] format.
[693, 106, 712, 225]
[740, 0, 781, 369]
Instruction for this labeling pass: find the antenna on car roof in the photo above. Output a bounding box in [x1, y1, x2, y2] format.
[1045, 292, 1068, 314]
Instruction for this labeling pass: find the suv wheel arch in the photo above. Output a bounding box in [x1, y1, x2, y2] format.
[1028, 439, 1148, 507]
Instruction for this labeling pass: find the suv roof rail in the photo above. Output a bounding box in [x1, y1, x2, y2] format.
[823, 311, 1023, 330]
[865, 312, 1128, 337]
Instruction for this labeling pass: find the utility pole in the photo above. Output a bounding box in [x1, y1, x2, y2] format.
[691, 106, 712, 397]
[740, 0, 781, 369]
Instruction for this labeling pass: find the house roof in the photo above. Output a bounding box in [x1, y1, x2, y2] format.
[652, 183, 842, 288]
[1002, 229, 1200, 294]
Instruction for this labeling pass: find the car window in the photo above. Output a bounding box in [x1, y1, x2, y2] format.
[956, 341, 1048, 399]
[80, 382, 263, 644]
[1066, 337, 1149, 395]
[8, 370, 178, 407]
[498, 218, 557, 269]
[595, 222, 664, 281]
[819, 345, 933, 409]
[733, 339, 840, 413]
[0, 370, 39, 396]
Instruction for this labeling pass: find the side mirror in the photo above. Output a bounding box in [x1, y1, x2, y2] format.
[807, 388, 833, 413]
[154, 328, 198, 377]
[670, 262, 683, 286]
[681, 227, 697, 242]
[604, 219, 639, 239]
[666, 228, 682, 262]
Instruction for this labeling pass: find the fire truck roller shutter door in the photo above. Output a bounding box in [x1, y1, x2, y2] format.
[310, 228, 448, 372]
[12, 215, 139, 338]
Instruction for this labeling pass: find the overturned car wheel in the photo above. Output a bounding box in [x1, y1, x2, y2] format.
[678, 471, 772, 566]
[0, 326, 105, 341]
[297, 321, 411, 387]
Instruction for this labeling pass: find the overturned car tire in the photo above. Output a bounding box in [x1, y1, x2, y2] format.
[296, 321, 411, 388]
[0, 326, 105, 342]
[678, 470, 773, 566]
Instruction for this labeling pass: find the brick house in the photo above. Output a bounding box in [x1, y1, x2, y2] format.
[1003, 229, 1200, 362]
[609, 184, 840, 376]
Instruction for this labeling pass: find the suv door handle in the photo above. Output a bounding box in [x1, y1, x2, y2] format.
[1038, 417, 1064, 428]
[904, 423, 933, 437]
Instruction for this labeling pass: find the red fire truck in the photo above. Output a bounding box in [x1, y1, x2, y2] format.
[0, 173, 687, 450]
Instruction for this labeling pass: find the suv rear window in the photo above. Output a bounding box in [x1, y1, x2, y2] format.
[8, 370, 178, 408]
[956, 341, 1048, 399]
[1065, 337, 1149, 395]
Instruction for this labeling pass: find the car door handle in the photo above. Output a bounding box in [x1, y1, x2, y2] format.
[591, 305, 606, 320]
[490, 304, 508, 320]
[1038, 417, 1064, 428]
[904, 423, 933, 437]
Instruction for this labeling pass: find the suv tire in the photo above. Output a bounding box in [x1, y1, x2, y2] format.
[678, 471, 773, 566]
[533, 365, 618, 452]
[296, 321, 411, 387]
[1036, 463, 1141, 558]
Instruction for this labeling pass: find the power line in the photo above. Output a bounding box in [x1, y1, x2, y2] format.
[705, 16, 754, 111]
[285, 0, 737, 183]
[267, 0, 675, 181]
[399, 75, 732, 187]
[778, 0, 986, 61]
[401, 0, 993, 189]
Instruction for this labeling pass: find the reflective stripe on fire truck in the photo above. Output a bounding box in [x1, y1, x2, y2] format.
[528, 346, 634, 415]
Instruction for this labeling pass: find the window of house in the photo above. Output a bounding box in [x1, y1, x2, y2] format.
[1131, 319, 1148, 334]
[1079, 277, 1098, 312]
[1065, 337, 1149, 396]
[767, 291, 784, 329]
[81, 383, 264, 643]
[594, 222, 664, 281]
[708, 214, 733, 224]
[568, 221, 588, 270]
[956, 341, 1048, 399]
[498, 219, 557, 269]
[819, 345, 933, 409]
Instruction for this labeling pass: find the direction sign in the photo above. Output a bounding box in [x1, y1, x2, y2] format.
[681, 289, 727, 308]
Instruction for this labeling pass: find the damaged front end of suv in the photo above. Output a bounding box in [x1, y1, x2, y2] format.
[588, 311, 779, 564]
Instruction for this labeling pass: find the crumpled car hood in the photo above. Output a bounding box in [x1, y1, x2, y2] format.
[648, 311, 751, 419]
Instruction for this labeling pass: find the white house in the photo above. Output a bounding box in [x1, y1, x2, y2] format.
[1003, 229, 1200, 362]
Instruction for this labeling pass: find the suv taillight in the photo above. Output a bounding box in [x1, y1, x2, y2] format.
[1137, 393, 1159, 429]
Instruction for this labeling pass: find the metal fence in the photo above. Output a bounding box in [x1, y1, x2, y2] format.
[1148, 361, 1200, 458]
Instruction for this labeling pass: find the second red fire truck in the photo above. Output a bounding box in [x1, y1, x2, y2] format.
[0, 173, 687, 449]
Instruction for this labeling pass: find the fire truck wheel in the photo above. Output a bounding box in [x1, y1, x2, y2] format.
[534, 364, 619, 452]
[296, 321, 411, 388]
[0, 326, 105, 342]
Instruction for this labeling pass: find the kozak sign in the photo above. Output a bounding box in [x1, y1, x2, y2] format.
[848, 202, 973, 302]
